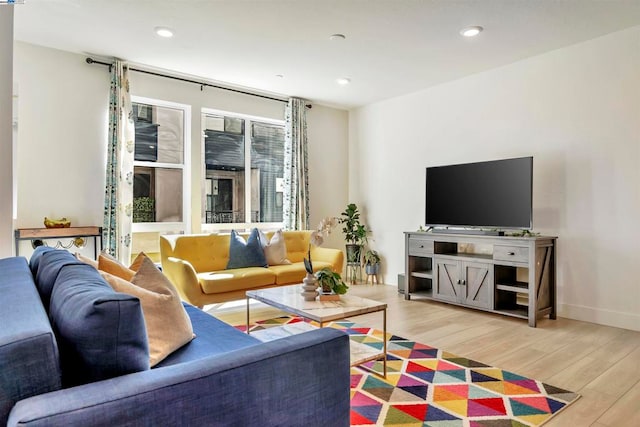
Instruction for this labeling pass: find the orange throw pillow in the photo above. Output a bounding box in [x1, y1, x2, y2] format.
[98, 252, 136, 281]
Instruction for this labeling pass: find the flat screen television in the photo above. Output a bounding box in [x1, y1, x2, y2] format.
[425, 156, 533, 230]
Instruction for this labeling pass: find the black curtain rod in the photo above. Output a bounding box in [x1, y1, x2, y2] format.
[86, 57, 290, 104]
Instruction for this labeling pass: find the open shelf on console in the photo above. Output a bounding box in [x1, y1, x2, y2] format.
[406, 289, 433, 299]
[411, 270, 433, 279]
[494, 264, 530, 316]
[495, 306, 528, 319]
[495, 282, 528, 293]
[494, 265, 529, 291]
[406, 255, 432, 297]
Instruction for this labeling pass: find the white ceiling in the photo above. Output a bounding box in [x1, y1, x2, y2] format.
[13, 0, 640, 109]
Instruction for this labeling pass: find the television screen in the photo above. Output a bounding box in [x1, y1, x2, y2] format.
[425, 157, 533, 229]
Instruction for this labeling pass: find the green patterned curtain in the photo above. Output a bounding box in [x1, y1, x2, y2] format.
[283, 98, 309, 230]
[103, 60, 135, 264]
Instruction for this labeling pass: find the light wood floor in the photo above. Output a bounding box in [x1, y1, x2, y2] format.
[210, 284, 640, 426]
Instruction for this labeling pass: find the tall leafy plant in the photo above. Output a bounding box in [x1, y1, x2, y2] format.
[339, 203, 368, 246]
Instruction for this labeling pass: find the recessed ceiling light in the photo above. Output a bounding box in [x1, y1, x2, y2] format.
[329, 34, 346, 41]
[460, 26, 483, 37]
[155, 26, 174, 38]
[336, 77, 351, 85]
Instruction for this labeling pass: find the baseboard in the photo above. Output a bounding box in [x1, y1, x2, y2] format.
[558, 303, 640, 331]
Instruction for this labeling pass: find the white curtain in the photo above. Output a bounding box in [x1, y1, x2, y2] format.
[283, 98, 309, 230]
[103, 60, 135, 264]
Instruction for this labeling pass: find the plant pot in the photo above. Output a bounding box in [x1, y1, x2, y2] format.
[365, 263, 380, 275]
[345, 244, 362, 263]
[320, 281, 332, 294]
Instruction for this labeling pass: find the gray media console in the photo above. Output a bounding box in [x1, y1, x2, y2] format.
[403, 232, 557, 327]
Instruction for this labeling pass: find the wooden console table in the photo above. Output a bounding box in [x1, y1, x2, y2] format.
[15, 226, 103, 259]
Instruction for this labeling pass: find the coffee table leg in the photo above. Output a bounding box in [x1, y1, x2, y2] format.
[246, 296, 250, 335]
[383, 308, 387, 378]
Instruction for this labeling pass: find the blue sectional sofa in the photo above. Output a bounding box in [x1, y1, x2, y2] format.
[0, 248, 350, 426]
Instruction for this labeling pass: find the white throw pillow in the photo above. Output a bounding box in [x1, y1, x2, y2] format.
[259, 229, 292, 266]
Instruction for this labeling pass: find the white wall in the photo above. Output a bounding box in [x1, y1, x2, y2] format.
[14, 42, 110, 229]
[0, 7, 14, 257]
[12, 42, 349, 257]
[307, 104, 349, 251]
[349, 26, 640, 331]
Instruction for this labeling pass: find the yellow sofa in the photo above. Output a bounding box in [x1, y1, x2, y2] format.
[160, 231, 344, 307]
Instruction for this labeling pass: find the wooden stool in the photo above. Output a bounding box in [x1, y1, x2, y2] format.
[366, 273, 378, 284]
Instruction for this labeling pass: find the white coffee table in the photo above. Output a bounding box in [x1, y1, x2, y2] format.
[246, 284, 388, 377]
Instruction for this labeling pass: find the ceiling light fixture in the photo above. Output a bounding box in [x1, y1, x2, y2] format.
[460, 26, 483, 37]
[329, 34, 346, 41]
[155, 26, 174, 38]
[336, 77, 351, 85]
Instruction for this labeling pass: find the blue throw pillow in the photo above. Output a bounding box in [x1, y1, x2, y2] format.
[34, 249, 85, 309]
[226, 229, 268, 269]
[28, 245, 55, 275]
[49, 263, 150, 387]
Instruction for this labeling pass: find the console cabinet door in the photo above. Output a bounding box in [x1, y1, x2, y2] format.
[434, 260, 460, 303]
[461, 262, 493, 309]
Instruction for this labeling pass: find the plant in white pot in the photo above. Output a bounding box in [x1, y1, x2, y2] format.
[316, 267, 349, 295]
[363, 249, 381, 275]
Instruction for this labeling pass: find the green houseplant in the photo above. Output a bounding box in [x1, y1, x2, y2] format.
[363, 249, 381, 275]
[316, 267, 349, 295]
[339, 203, 368, 263]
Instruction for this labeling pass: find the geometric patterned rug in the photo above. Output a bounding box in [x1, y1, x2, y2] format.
[244, 316, 580, 427]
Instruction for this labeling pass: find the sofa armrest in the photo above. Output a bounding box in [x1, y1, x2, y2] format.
[310, 246, 344, 273]
[0, 258, 61, 426]
[8, 328, 351, 427]
[162, 256, 204, 307]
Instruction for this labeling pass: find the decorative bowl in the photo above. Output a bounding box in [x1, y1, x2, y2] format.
[44, 217, 71, 228]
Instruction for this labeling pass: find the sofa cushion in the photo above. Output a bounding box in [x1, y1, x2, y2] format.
[269, 261, 333, 285]
[100, 256, 195, 367]
[198, 267, 276, 294]
[259, 229, 291, 266]
[34, 249, 86, 308]
[281, 231, 312, 263]
[28, 245, 55, 275]
[49, 263, 149, 386]
[155, 304, 260, 367]
[226, 229, 268, 269]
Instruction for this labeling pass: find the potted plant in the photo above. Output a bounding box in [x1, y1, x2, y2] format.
[363, 249, 381, 275]
[339, 203, 368, 263]
[316, 267, 349, 295]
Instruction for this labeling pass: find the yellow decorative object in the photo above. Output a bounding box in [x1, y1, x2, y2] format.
[44, 217, 71, 228]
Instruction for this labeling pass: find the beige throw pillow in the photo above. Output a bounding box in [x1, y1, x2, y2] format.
[259, 229, 291, 266]
[100, 256, 195, 366]
[75, 252, 98, 269]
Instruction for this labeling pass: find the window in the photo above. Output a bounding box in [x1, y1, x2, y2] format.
[202, 110, 285, 229]
[132, 97, 190, 233]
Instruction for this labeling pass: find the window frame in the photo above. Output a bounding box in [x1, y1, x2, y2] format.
[200, 108, 285, 232]
[131, 96, 191, 234]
